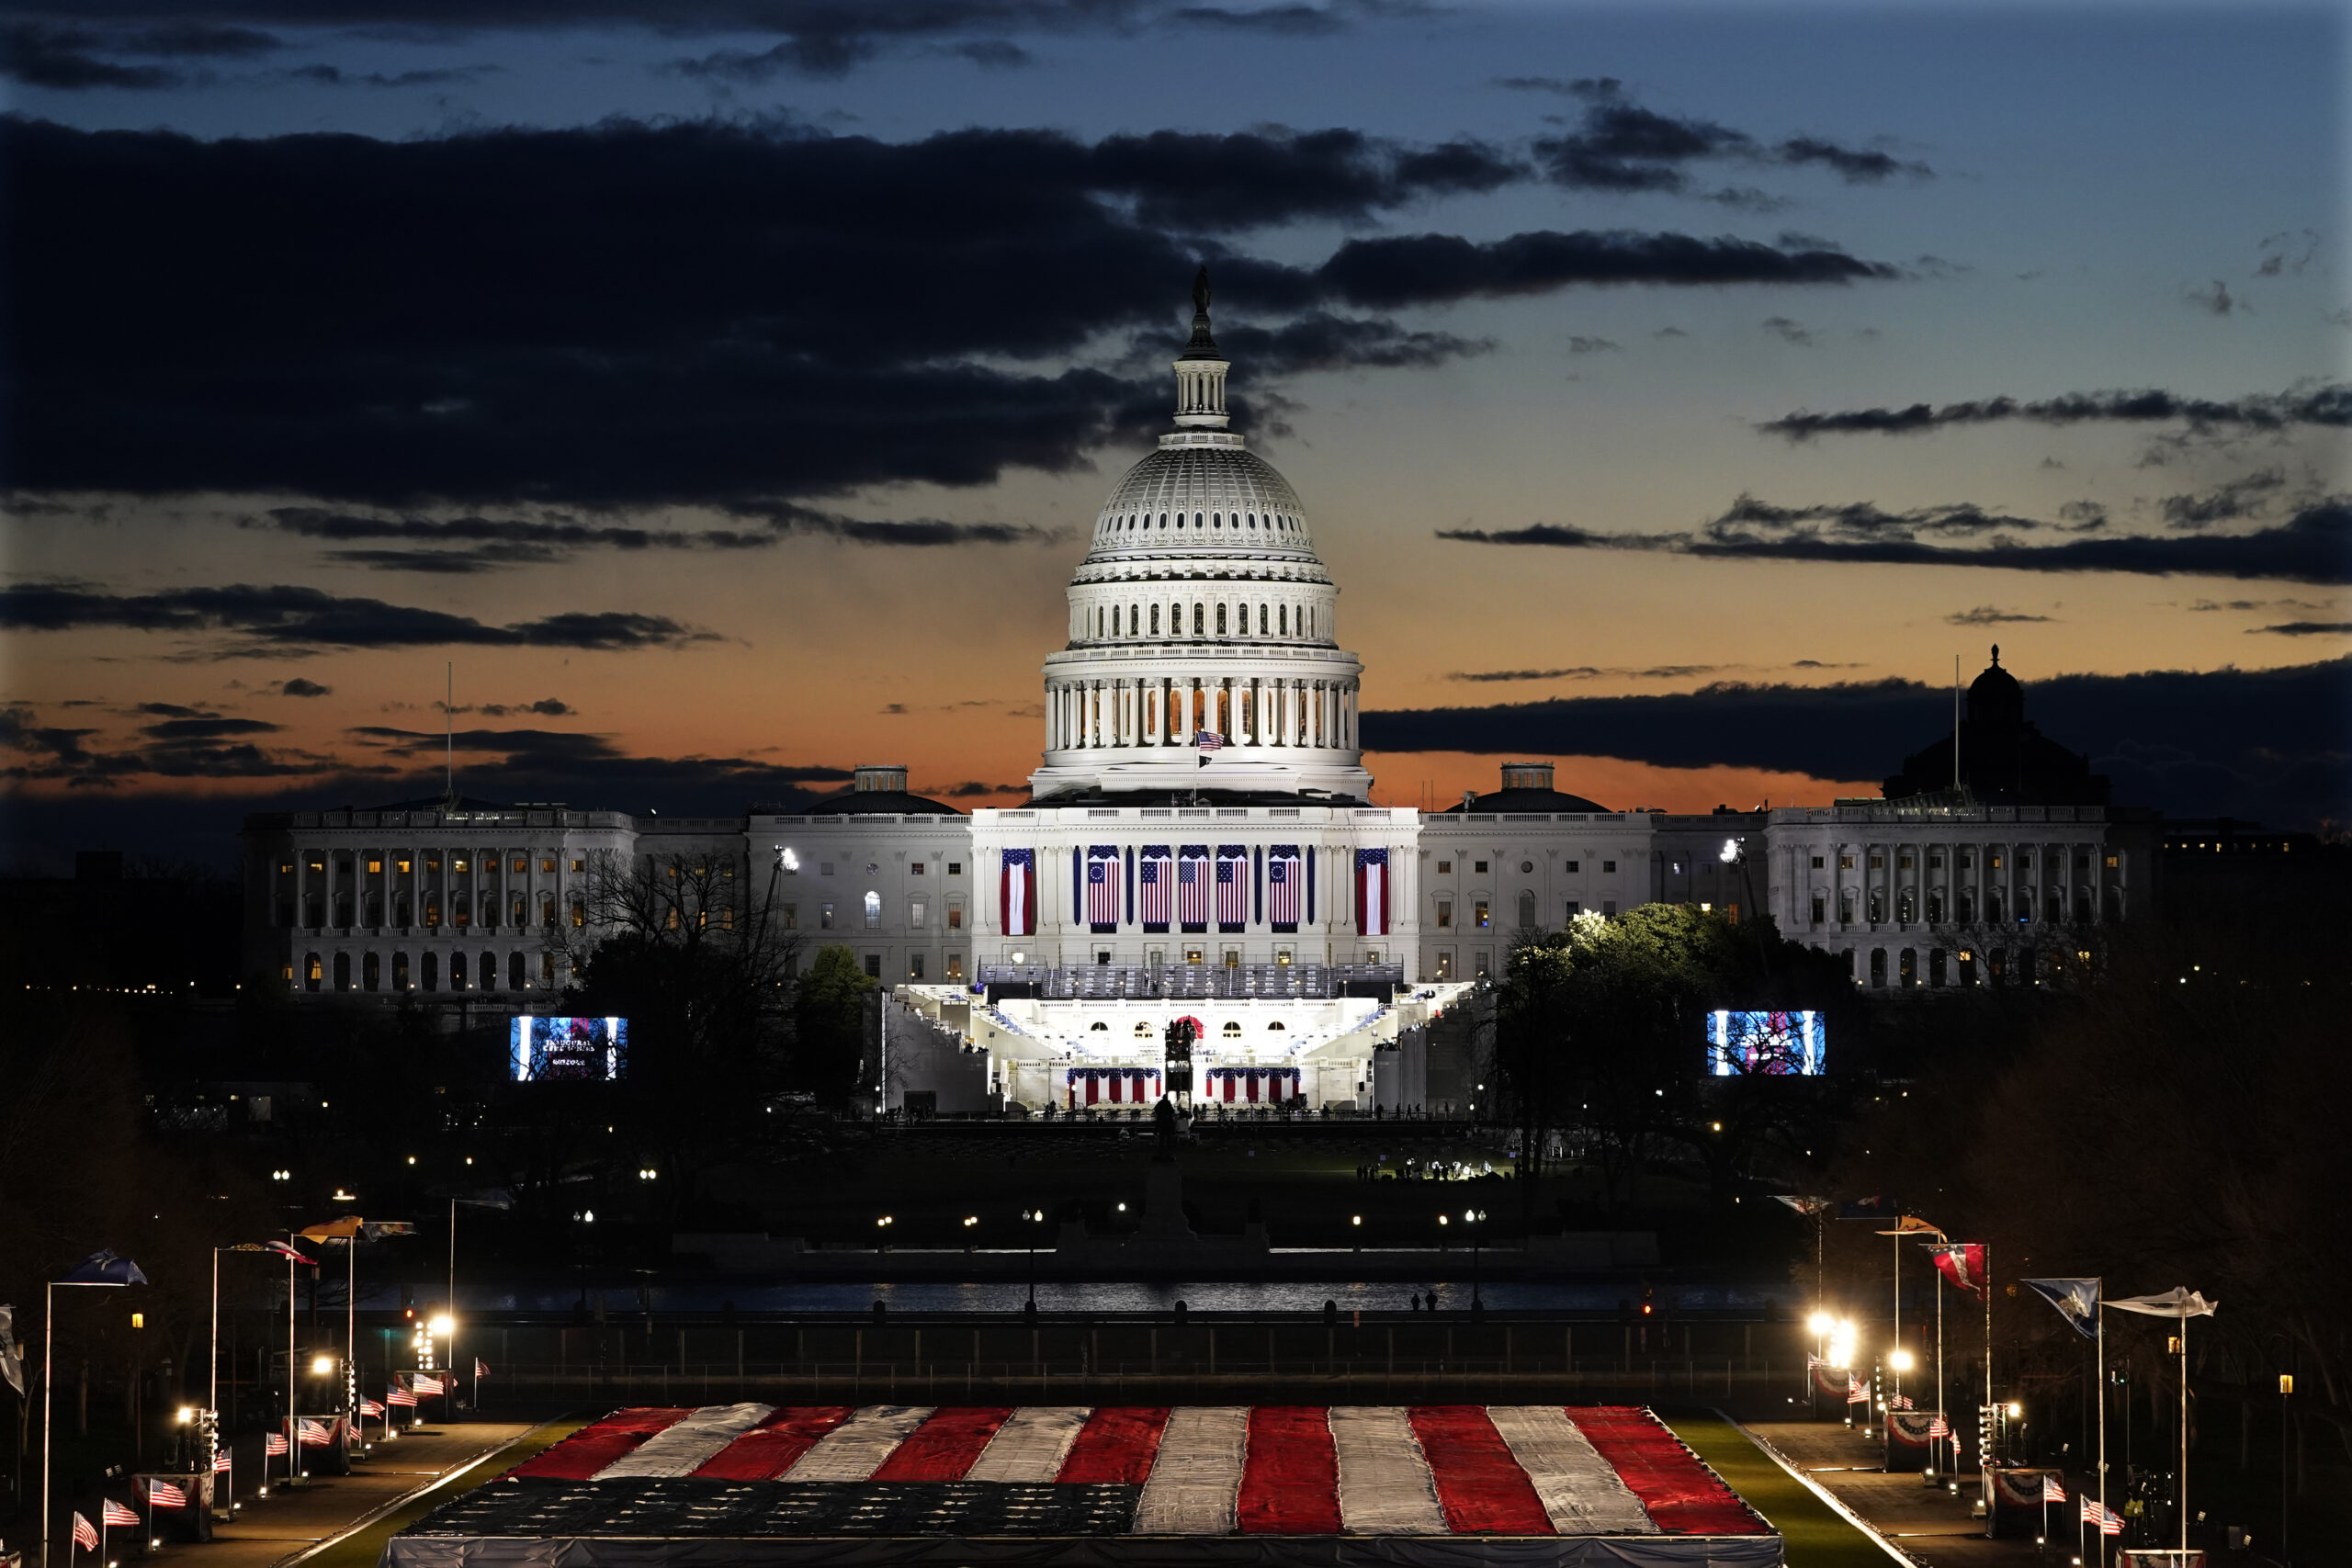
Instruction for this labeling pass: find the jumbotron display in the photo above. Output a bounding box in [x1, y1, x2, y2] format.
[1706, 1010, 1826, 1077]
[510, 1016, 628, 1081]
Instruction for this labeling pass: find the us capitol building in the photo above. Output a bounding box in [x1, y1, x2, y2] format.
[243, 277, 2156, 1112]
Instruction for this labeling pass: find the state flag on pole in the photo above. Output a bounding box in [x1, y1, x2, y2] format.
[214, 1450, 232, 1472]
[476, 1359, 491, 1379]
[2042, 1475, 2067, 1504]
[2107, 1287, 2218, 1319]
[2023, 1277, 2102, 1339]
[413, 1373, 445, 1397]
[266, 1432, 290, 1455]
[148, 1480, 188, 1508]
[103, 1501, 141, 1528]
[1926, 1241, 1990, 1296]
[300, 1418, 333, 1446]
[73, 1512, 98, 1551]
[260, 1240, 316, 1267]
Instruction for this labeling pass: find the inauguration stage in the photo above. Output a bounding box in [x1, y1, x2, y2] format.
[382, 1404, 1780, 1568]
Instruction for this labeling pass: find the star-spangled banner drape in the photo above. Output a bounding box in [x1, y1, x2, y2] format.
[1087, 845, 1121, 931]
[1139, 846, 1172, 929]
[1267, 844, 1301, 931]
[1000, 848, 1035, 937]
[1215, 845, 1247, 930]
[1178, 845, 1211, 930]
[1356, 848, 1388, 936]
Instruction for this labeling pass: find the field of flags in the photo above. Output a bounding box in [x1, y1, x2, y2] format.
[389, 1403, 1778, 1568]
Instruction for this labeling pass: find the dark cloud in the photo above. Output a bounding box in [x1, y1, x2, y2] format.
[941, 780, 1016, 796]
[2186, 279, 2240, 316]
[1493, 74, 1621, 100]
[0, 581, 714, 651]
[1213, 312, 1494, 373]
[2057, 500, 2108, 531]
[1532, 94, 1928, 195]
[947, 38, 1030, 66]
[2159, 470, 2287, 529]
[1761, 316, 1812, 345]
[1447, 664, 1724, 683]
[2256, 229, 2319, 278]
[1946, 605, 2053, 626]
[1566, 336, 1620, 355]
[1161, 6, 1346, 36]
[473, 697, 573, 716]
[1363, 657, 2352, 829]
[0, 17, 281, 86]
[1437, 499, 2352, 585]
[278, 677, 332, 696]
[1758, 384, 2352, 441]
[2253, 621, 2352, 637]
[6, 116, 1893, 510]
[279, 62, 499, 87]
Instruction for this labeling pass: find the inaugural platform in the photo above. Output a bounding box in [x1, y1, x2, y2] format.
[382, 1404, 1778, 1568]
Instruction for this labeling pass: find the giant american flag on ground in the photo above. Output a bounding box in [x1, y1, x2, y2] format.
[474, 1404, 1771, 1544]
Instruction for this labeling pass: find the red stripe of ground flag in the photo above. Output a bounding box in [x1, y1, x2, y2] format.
[869, 1407, 1015, 1481]
[510, 1408, 693, 1479]
[692, 1407, 856, 1480]
[1237, 1407, 1340, 1534]
[1057, 1408, 1170, 1483]
[1408, 1406, 1555, 1535]
[1566, 1406, 1767, 1535]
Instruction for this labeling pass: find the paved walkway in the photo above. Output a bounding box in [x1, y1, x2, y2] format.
[198, 1424, 538, 1568]
[1744, 1421, 2061, 1568]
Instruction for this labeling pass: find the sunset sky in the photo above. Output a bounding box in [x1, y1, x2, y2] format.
[3, 0, 2346, 869]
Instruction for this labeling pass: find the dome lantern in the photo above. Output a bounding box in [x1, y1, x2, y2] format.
[1172, 265, 1229, 430]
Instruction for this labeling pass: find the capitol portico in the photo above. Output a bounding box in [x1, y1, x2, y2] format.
[241, 276, 2159, 1112]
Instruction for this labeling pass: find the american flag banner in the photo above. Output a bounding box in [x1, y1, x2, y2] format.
[102, 1500, 141, 1528]
[413, 1403, 1775, 1568]
[389, 1385, 419, 1408]
[414, 1374, 447, 1397]
[478, 1359, 492, 1379]
[2041, 1475, 2066, 1504]
[1193, 730, 1224, 752]
[1067, 1068, 1160, 1107]
[1846, 1376, 1869, 1405]
[300, 1418, 334, 1446]
[1138, 846, 1173, 929]
[1888, 1393, 1913, 1411]
[1087, 847, 1122, 931]
[215, 1449, 233, 1472]
[363, 1398, 387, 1417]
[72, 1511, 98, 1551]
[1000, 849, 1036, 938]
[1926, 1414, 1951, 1440]
[266, 1432, 291, 1454]
[1355, 847, 1389, 936]
[1266, 845, 1301, 931]
[1215, 846, 1247, 930]
[1177, 846, 1211, 930]
[148, 1479, 188, 1508]
[1210, 1067, 1300, 1104]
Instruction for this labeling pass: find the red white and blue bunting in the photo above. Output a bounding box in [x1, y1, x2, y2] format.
[1206, 1066, 1302, 1103]
[1066, 1067, 1163, 1106]
[1001, 849, 1035, 937]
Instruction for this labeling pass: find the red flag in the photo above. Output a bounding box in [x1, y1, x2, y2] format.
[73, 1512, 98, 1551]
[1927, 1241, 1989, 1296]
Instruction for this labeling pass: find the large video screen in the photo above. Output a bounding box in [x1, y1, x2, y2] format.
[510, 1016, 628, 1081]
[1707, 1010, 1826, 1077]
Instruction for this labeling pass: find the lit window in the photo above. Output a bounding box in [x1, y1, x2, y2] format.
[1436, 899, 1453, 929]
[1474, 900, 1490, 929]
[368, 858, 383, 874]
[910, 896, 929, 929]
[1437, 860, 1452, 874]
[820, 902, 836, 929]
[1838, 854, 1853, 869]
[864, 890, 882, 927]
[541, 857, 556, 874]
[947, 906, 963, 930]
[782, 904, 798, 930]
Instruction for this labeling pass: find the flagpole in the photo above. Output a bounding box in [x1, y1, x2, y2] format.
[1892, 1233, 1902, 1407]
[285, 1241, 297, 1490]
[2095, 1278, 2106, 1568]
[1983, 1243, 1994, 1472]
[345, 1238, 356, 1456]
[2178, 1311, 2189, 1555]
[40, 1280, 52, 1568]
[1935, 1257, 1946, 1476]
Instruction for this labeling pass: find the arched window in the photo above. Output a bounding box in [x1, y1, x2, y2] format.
[1150, 604, 1160, 635]
[450, 950, 468, 988]
[1212, 512, 1221, 528]
[509, 951, 526, 989]
[480, 950, 498, 989]
[1868, 948, 1886, 987]
[334, 952, 352, 990]
[864, 890, 882, 927]
[1259, 604, 1269, 635]
[304, 953, 322, 993]
[393, 950, 409, 989]
[1517, 890, 1537, 929]
[422, 951, 439, 991]
[1129, 604, 1138, 635]
[1898, 948, 1917, 987]
[1216, 603, 1227, 635]
[363, 951, 380, 991]
[1193, 602, 1204, 635]
[1279, 603, 1288, 636]
[1928, 948, 1947, 987]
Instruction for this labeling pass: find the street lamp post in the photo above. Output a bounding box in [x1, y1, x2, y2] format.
[1464, 1210, 1487, 1311]
[1019, 1209, 1044, 1314]
[41, 1253, 147, 1568]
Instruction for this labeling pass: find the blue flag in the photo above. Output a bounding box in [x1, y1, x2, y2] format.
[2022, 1276, 2099, 1339]
[56, 1250, 148, 1287]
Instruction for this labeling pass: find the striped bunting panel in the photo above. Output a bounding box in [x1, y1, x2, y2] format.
[498, 1404, 1767, 1538]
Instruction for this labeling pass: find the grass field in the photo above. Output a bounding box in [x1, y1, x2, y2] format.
[298, 1418, 588, 1568]
[1661, 1413, 1896, 1568]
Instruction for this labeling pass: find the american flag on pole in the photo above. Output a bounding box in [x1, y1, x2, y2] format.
[413, 1373, 446, 1397]
[1214, 847, 1247, 930]
[1138, 847, 1172, 928]
[1086, 847, 1121, 931]
[1267, 846, 1301, 931]
[215, 1449, 233, 1472]
[2041, 1475, 2066, 1504]
[1888, 1393, 1913, 1411]
[300, 1418, 334, 1446]
[363, 1397, 387, 1417]
[1927, 1414, 1950, 1440]
[1177, 846, 1211, 929]
[103, 1500, 140, 1528]
[389, 1385, 418, 1408]
[2081, 1498, 2123, 1536]
[477, 1359, 492, 1379]
[148, 1479, 188, 1508]
[1193, 730, 1223, 752]
[1846, 1376, 1869, 1405]
[266, 1432, 290, 1455]
[72, 1511, 98, 1551]
[1355, 847, 1389, 936]
[1000, 849, 1035, 938]
[462, 1404, 1772, 1552]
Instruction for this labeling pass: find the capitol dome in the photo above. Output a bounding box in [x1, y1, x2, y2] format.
[1027, 270, 1370, 804]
